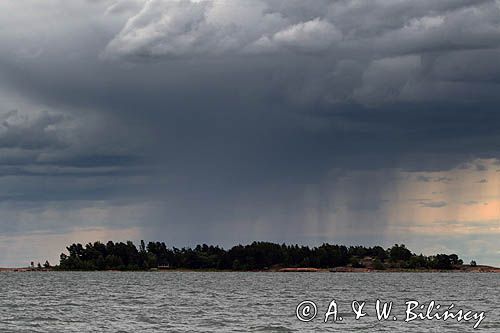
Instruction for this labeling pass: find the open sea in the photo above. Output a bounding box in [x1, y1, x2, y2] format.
[0, 272, 498, 332]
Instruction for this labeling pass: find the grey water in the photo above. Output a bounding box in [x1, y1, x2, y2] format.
[0, 272, 498, 332]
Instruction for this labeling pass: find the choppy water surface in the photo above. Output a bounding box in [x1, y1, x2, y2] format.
[0, 272, 498, 332]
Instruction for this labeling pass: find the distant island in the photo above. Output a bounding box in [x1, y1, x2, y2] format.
[39, 241, 497, 272]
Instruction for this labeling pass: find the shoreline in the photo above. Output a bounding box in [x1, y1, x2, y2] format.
[1, 265, 499, 273]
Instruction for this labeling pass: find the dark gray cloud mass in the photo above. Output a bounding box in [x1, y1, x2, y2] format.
[0, 0, 499, 265]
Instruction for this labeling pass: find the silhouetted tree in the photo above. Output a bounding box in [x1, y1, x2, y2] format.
[430, 254, 452, 270]
[389, 244, 412, 262]
[57, 241, 465, 271]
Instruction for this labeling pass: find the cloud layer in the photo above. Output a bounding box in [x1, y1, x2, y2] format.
[103, 0, 500, 104]
[0, 0, 499, 266]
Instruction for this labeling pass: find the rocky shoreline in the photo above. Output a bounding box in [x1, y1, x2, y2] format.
[278, 265, 500, 273]
[1, 265, 499, 273]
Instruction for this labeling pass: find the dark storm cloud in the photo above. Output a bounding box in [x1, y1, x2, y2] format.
[416, 175, 432, 182]
[419, 200, 448, 208]
[0, 0, 499, 260]
[416, 175, 453, 183]
[476, 163, 488, 171]
[0, 110, 66, 150]
[104, 0, 498, 59]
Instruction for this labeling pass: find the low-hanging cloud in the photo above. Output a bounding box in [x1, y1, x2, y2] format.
[0, 110, 66, 150]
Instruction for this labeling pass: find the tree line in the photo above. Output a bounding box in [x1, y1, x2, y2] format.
[58, 241, 467, 271]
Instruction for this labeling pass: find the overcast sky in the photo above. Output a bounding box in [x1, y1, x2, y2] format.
[1, 0, 499, 267]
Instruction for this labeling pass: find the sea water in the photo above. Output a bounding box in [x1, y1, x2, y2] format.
[0, 272, 498, 332]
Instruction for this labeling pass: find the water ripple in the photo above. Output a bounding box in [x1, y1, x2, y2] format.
[0, 272, 497, 332]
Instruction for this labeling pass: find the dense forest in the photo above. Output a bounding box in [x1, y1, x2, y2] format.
[58, 241, 467, 271]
